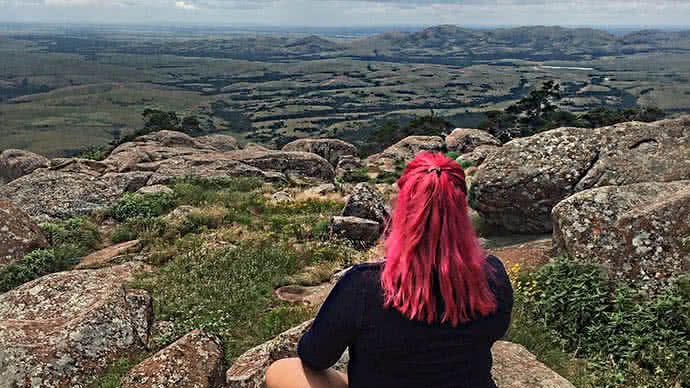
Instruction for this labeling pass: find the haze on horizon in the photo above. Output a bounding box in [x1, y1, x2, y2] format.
[0, 0, 689, 29]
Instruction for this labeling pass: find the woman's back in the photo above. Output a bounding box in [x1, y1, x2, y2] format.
[298, 256, 513, 388]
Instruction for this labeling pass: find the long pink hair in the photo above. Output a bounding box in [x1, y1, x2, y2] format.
[381, 152, 496, 326]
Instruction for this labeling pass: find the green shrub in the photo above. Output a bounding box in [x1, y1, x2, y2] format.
[518, 258, 690, 387]
[338, 168, 370, 184]
[77, 146, 110, 161]
[457, 159, 474, 169]
[110, 192, 175, 222]
[41, 217, 101, 254]
[0, 249, 79, 292]
[110, 224, 137, 244]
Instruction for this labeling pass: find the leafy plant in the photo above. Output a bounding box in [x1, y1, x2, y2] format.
[0, 249, 80, 292]
[513, 258, 690, 387]
[109, 192, 175, 222]
[41, 217, 101, 254]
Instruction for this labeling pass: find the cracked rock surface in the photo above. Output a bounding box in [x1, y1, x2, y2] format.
[553, 180, 690, 292]
[0, 262, 152, 388]
[470, 116, 690, 233]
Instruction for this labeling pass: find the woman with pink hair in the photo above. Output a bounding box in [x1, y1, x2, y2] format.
[267, 152, 513, 388]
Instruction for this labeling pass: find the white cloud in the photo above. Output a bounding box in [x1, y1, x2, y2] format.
[175, 1, 196, 9]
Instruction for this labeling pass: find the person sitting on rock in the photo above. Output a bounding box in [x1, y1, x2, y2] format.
[266, 152, 513, 388]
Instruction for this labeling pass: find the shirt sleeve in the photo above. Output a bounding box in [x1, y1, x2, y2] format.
[297, 268, 362, 370]
[487, 256, 514, 341]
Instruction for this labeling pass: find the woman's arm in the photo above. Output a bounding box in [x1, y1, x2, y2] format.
[297, 269, 362, 370]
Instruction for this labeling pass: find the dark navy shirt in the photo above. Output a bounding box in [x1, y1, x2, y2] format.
[297, 256, 513, 388]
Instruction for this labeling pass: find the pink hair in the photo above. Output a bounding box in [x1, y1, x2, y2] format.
[381, 152, 496, 326]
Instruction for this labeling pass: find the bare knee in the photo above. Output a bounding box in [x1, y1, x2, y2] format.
[266, 358, 301, 388]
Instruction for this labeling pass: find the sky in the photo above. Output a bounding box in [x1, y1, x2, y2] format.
[0, 0, 689, 28]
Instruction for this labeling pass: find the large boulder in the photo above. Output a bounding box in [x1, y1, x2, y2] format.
[282, 138, 357, 167]
[552, 181, 690, 292]
[0, 149, 49, 185]
[458, 145, 501, 167]
[225, 149, 335, 182]
[335, 155, 365, 180]
[104, 130, 330, 182]
[0, 262, 153, 388]
[0, 200, 49, 265]
[367, 136, 444, 172]
[0, 169, 151, 221]
[103, 130, 218, 173]
[226, 320, 573, 388]
[446, 128, 501, 154]
[341, 183, 388, 226]
[122, 330, 225, 388]
[141, 154, 287, 183]
[470, 117, 690, 233]
[197, 134, 239, 152]
[330, 216, 381, 246]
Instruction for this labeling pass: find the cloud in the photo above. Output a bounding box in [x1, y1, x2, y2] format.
[175, 0, 196, 9]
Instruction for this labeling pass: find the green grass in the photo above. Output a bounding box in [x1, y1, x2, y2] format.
[118, 177, 355, 362]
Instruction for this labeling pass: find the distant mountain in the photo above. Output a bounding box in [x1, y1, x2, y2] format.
[286, 35, 344, 52]
[347, 25, 690, 61]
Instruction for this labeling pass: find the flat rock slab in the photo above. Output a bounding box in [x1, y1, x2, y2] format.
[77, 239, 140, 269]
[0, 262, 153, 388]
[122, 330, 225, 388]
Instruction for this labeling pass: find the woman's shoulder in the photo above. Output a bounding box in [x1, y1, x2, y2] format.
[485, 255, 510, 284]
[485, 255, 507, 272]
[336, 262, 384, 287]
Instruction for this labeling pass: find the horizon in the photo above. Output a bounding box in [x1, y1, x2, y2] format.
[1, 1, 689, 28]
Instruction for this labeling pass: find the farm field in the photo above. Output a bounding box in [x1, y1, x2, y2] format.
[1, 24, 690, 156]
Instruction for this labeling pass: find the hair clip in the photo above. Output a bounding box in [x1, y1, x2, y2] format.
[427, 167, 442, 176]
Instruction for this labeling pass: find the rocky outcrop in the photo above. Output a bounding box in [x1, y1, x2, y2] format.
[122, 330, 225, 388]
[552, 181, 690, 292]
[226, 321, 316, 388]
[470, 117, 690, 233]
[197, 134, 239, 152]
[367, 135, 444, 172]
[226, 320, 573, 388]
[0, 262, 153, 388]
[224, 149, 334, 182]
[458, 145, 501, 167]
[0, 169, 151, 221]
[335, 155, 365, 180]
[0, 149, 49, 185]
[330, 216, 381, 246]
[0, 200, 49, 265]
[446, 128, 501, 154]
[282, 138, 357, 167]
[491, 342, 575, 388]
[341, 183, 388, 226]
[142, 154, 286, 183]
[104, 131, 333, 182]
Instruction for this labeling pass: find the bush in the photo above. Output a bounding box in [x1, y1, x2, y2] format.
[0, 249, 79, 292]
[41, 217, 101, 254]
[77, 145, 110, 161]
[516, 258, 690, 387]
[110, 192, 175, 222]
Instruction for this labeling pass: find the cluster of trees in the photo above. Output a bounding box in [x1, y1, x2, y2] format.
[480, 81, 666, 142]
[359, 112, 453, 155]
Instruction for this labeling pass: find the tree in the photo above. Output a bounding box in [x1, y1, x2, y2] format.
[143, 109, 180, 131]
[480, 81, 666, 142]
